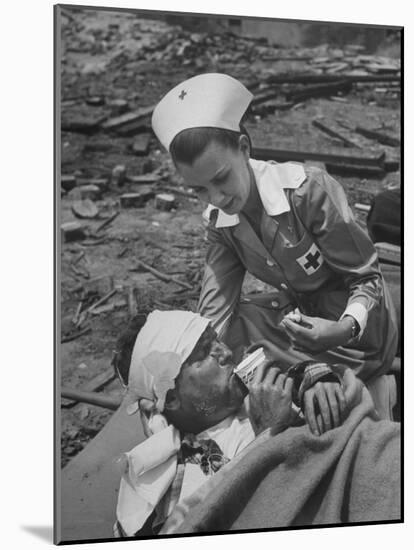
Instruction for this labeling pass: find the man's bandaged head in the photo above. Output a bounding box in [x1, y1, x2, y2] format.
[127, 310, 210, 413]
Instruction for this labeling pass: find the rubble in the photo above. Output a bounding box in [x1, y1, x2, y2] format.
[61, 221, 86, 243]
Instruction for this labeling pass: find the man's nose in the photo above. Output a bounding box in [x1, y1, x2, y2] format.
[217, 345, 233, 365]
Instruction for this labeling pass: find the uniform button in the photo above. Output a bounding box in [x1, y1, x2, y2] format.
[281, 283, 288, 290]
[271, 300, 279, 308]
[266, 258, 275, 267]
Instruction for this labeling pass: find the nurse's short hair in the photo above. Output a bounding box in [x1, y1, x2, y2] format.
[170, 124, 252, 166]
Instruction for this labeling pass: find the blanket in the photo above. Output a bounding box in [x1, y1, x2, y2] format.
[160, 387, 400, 534]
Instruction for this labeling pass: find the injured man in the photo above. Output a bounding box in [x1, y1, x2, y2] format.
[113, 310, 400, 537]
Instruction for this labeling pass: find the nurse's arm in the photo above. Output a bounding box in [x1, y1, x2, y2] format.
[293, 168, 383, 337]
[197, 225, 245, 337]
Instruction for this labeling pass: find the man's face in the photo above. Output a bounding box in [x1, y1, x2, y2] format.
[174, 326, 246, 423]
[176, 139, 252, 215]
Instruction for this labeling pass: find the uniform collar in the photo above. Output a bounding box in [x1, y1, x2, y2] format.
[203, 159, 306, 228]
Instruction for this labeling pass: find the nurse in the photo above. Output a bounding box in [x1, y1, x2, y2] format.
[151, 73, 398, 418]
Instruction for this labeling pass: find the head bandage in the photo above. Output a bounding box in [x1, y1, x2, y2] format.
[151, 73, 253, 151]
[128, 310, 211, 412]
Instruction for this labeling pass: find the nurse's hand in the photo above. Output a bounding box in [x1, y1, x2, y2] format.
[303, 381, 346, 435]
[280, 313, 354, 354]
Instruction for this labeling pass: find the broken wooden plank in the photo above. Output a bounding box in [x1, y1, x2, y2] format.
[304, 160, 326, 171]
[354, 203, 371, 213]
[127, 173, 161, 185]
[61, 387, 121, 410]
[134, 260, 193, 290]
[253, 147, 385, 167]
[79, 185, 103, 201]
[312, 119, 361, 148]
[159, 185, 196, 199]
[61, 326, 91, 343]
[355, 126, 400, 147]
[76, 178, 109, 191]
[120, 191, 154, 208]
[375, 242, 401, 265]
[101, 105, 154, 132]
[61, 174, 77, 192]
[62, 367, 117, 407]
[131, 134, 152, 156]
[71, 199, 99, 219]
[87, 289, 117, 314]
[325, 163, 386, 179]
[287, 80, 353, 102]
[155, 193, 176, 211]
[111, 164, 127, 186]
[266, 73, 401, 85]
[61, 222, 86, 243]
[95, 211, 120, 233]
[128, 286, 137, 317]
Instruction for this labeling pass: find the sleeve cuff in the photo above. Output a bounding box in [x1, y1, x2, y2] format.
[340, 302, 368, 335]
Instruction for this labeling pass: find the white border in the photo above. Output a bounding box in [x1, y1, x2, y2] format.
[2, 1, 410, 548]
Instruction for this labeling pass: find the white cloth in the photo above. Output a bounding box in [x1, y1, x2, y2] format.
[117, 310, 211, 535]
[203, 159, 306, 228]
[128, 310, 210, 412]
[151, 73, 253, 150]
[116, 407, 255, 536]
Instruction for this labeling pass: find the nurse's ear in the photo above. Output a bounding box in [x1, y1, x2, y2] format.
[238, 134, 251, 161]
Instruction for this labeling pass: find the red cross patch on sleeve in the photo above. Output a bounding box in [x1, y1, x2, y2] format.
[296, 243, 324, 275]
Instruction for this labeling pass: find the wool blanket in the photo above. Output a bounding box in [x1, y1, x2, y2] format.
[160, 388, 400, 534]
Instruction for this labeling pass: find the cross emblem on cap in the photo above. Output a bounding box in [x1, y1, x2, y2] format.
[179, 90, 187, 100]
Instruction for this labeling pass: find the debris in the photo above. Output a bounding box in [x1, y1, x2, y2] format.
[101, 105, 154, 133]
[120, 191, 154, 208]
[127, 173, 161, 185]
[61, 174, 77, 192]
[155, 193, 176, 211]
[117, 246, 129, 258]
[312, 119, 362, 148]
[61, 222, 86, 243]
[354, 203, 371, 212]
[83, 141, 114, 153]
[131, 134, 152, 156]
[354, 126, 400, 147]
[81, 275, 114, 296]
[375, 242, 401, 265]
[287, 80, 353, 102]
[384, 160, 400, 172]
[87, 288, 118, 313]
[325, 163, 386, 179]
[304, 160, 326, 171]
[69, 263, 90, 280]
[61, 387, 121, 410]
[266, 73, 401, 85]
[85, 96, 105, 107]
[253, 147, 385, 167]
[72, 251, 85, 265]
[128, 286, 137, 317]
[77, 362, 88, 370]
[72, 300, 84, 325]
[111, 164, 127, 186]
[95, 211, 120, 233]
[159, 185, 196, 199]
[79, 185, 103, 201]
[61, 326, 91, 343]
[78, 404, 90, 420]
[71, 199, 100, 219]
[77, 178, 109, 191]
[61, 113, 107, 134]
[89, 303, 115, 315]
[107, 98, 129, 115]
[134, 259, 193, 290]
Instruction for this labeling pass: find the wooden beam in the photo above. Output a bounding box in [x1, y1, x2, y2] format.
[253, 147, 385, 167]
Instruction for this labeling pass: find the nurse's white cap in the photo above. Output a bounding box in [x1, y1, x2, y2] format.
[151, 73, 253, 151]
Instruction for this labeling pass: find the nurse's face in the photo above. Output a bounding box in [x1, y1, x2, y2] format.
[175, 136, 252, 215]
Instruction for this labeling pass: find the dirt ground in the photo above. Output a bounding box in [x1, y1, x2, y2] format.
[59, 7, 401, 467]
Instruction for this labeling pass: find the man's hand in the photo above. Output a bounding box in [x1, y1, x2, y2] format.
[303, 381, 346, 436]
[280, 312, 354, 354]
[247, 362, 293, 436]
